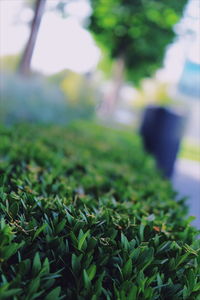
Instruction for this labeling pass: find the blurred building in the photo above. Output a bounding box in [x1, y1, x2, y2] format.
[178, 59, 200, 99]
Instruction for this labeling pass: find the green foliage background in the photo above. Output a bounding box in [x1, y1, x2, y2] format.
[89, 0, 187, 82]
[0, 122, 199, 299]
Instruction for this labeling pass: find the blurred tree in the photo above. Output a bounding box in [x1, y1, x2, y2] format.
[18, 0, 81, 76]
[19, 0, 47, 75]
[89, 0, 187, 109]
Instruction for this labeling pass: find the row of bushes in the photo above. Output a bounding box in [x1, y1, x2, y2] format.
[0, 121, 199, 299]
[0, 73, 94, 125]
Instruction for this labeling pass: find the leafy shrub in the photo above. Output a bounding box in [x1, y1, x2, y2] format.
[49, 70, 97, 121]
[0, 121, 199, 300]
[0, 73, 94, 126]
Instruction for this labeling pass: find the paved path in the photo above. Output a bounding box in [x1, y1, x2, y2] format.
[172, 159, 200, 229]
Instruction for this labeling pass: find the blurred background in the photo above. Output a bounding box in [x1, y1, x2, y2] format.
[0, 0, 199, 226]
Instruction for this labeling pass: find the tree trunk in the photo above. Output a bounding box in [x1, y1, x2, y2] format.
[99, 55, 125, 116]
[18, 0, 46, 76]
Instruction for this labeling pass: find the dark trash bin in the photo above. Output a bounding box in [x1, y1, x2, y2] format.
[140, 105, 185, 177]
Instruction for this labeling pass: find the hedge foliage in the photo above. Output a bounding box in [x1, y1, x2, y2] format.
[0, 122, 199, 300]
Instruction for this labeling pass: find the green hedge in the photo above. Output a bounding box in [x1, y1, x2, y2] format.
[0, 122, 199, 300]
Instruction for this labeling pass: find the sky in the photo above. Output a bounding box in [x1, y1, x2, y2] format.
[0, 0, 199, 81]
[156, 0, 200, 82]
[0, 0, 100, 73]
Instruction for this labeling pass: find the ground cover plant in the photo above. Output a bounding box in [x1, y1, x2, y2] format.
[0, 121, 200, 300]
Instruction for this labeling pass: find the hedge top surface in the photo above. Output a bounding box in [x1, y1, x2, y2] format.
[0, 121, 199, 300]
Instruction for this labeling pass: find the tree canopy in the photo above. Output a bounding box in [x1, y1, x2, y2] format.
[89, 0, 187, 82]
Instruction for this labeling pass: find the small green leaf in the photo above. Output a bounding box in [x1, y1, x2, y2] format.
[9, 202, 19, 217]
[139, 224, 145, 241]
[122, 258, 132, 279]
[55, 219, 66, 234]
[144, 287, 153, 299]
[78, 230, 90, 250]
[32, 252, 41, 276]
[127, 286, 137, 300]
[27, 277, 40, 295]
[0, 288, 22, 299]
[184, 244, 198, 256]
[87, 264, 97, 281]
[187, 269, 196, 292]
[33, 224, 47, 240]
[121, 233, 129, 251]
[44, 287, 61, 300]
[130, 247, 140, 260]
[66, 211, 73, 225]
[193, 281, 200, 292]
[3, 242, 24, 260]
[83, 269, 91, 289]
[183, 285, 189, 300]
[41, 257, 50, 274]
[71, 253, 81, 274]
[157, 241, 172, 254]
[70, 231, 78, 247]
[176, 252, 190, 267]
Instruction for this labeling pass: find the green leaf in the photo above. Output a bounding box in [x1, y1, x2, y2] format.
[18, 259, 31, 274]
[157, 241, 172, 254]
[127, 286, 137, 300]
[3, 242, 24, 260]
[9, 202, 19, 217]
[183, 285, 189, 300]
[139, 224, 145, 241]
[78, 230, 90, 250]
[27, 277, 40, 296]
[157, 273, 163, 287]
[130, 247, 140, 260]
[121, 233, 129, 251]
[95, 271, 105, 296]
[33, 224, 47, 240]
[43, 279, 55, 290]
[87, 264, 97, 281]
[70, 231, 78, 247]
[66, 211, 73, 225]
[31, 290, 45, 300]
[42, 257, 50, 274]
[122, 258, 132, 279]
[176, 252, 190, 267]
[83, 269, 91, 289]
[55, 219, 66, 234]
[193, 281, 200, 292]
[184, 244, 198, 256]
[144, 287, 153, 299]
[187, 269, 195, 292]
[32, 252, 41, 276]
[71, 253, 81, 274]
[0, 288, 22, 299]
[44, 287, 61, 300]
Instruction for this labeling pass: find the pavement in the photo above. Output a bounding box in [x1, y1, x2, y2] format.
[172, 159, 200, 229]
